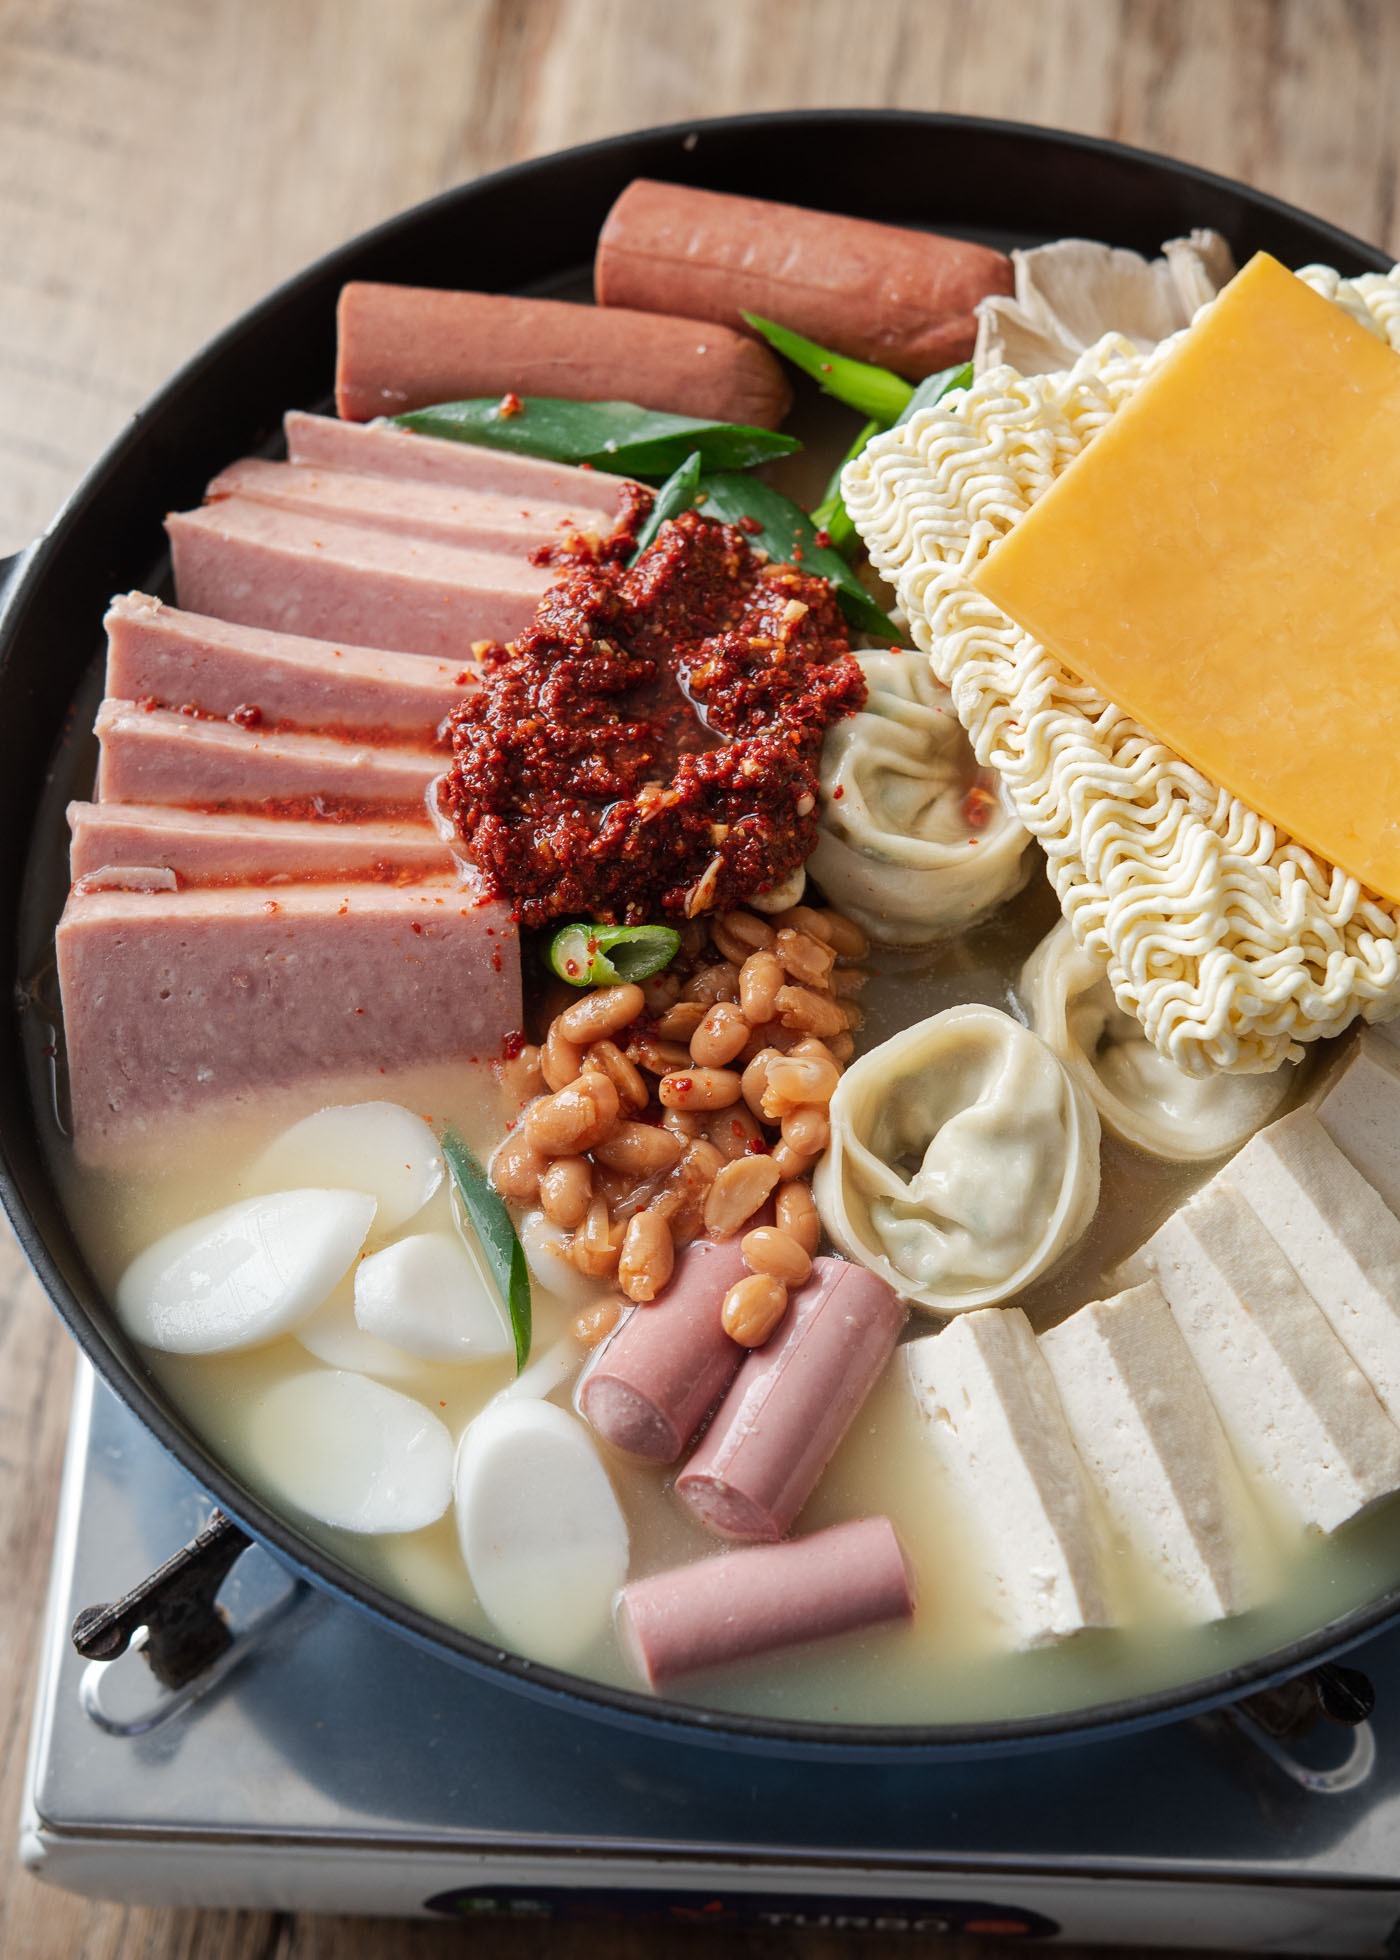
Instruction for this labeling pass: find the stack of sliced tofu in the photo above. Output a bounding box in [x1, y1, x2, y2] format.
[907, 1028, 1400, 1647]
[57, 414, 634, 1164]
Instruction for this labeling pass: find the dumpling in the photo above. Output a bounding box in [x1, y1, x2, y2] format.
[1021, 923, 1293, 1163]
[814, 1004, 1100, 1316]
[808, 649, 1032, 946]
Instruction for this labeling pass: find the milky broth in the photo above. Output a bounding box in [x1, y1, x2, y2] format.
[33, 847, 1400, 1729]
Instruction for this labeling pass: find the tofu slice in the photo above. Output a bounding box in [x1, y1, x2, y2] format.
[906, 1307, 1110, 1648]
[1040, 1282, 1262, 1621]
[1313, 1030, 1400, 1216]
[1118, 1181, 1400, 1532]
[1229, 1107, 1400, 1424]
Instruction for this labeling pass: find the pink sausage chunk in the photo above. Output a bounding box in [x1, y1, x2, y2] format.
[617, 1516, 914, 1689]
[578, 1238, 748, 1461]
[67, 803, 450, 885]
[676, 1257, 906, 1541]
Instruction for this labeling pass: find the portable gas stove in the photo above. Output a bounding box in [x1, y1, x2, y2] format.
[18, 1361, 1400, 1952]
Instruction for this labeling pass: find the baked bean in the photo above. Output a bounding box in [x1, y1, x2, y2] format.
[571, 1197, 622, 1277]
[775, 1180, 821, 1256]
[538, 1154, 593, 1230]
[771, 1138, 818, 1181]
[721, 1272, 789, 1347]
[774, 927, 836, 987]
[776, 984, 846, 1038]
[661, 1106, 706, 1141]
[593, 1162, 637, 1212]
[791, 1035, 841, 1070]
[712, 910, 776, 966]
[690, 1001, 750, 1068]
[840, 1000, 865, 1031]
[489, 1127, 548, 1202]
[626, 1034, 694, 1075]
[831, 966, 868, 998]
[641, 970, 682, 1015]
[542, 1018, 585, 1092]
[682, 960, 742, 1007]
[584, 1038, 649, 1114]
[677, 919, 709, 961]
[661, 1140, 724, 1245]
[741, 1225, 813, 1287]
[739, 949, 785, 1025]
[765, 1052, 840, 1112]
[773, 903, 834, 942]
[558, 982, 645, 1046]
[593, 1121, 686, 1177]
[500, 1042, 544, 1107]
[741, 1047, 782, 1123]
[781, 1104, 831, 1157]
[706, 1103, 766, 1162]
[704, 1155, 783, 1236]
[820, 909, 870, 960]
[524, 1071, 621, 1156]
[619, 1209, 675, 1303]
[572, 1298, 621, 1348]
[828, 1031, 856, 1064]
[653, 1000, 707, 1041]
[659, 1067, 742, 1111]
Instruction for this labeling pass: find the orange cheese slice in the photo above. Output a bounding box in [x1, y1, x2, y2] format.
[972, 251, 1400, 905]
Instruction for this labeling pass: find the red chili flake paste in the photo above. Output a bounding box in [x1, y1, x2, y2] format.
[441, 510, 866, 926]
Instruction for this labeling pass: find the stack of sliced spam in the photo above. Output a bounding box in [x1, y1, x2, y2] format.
[57, 413, 634, 1165]
[908, 1027, 1400, 1647]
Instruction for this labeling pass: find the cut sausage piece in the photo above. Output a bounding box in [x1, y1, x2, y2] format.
[675, 1256, 905, 1541]
[335, 283, 793, 429]
[105, 592, 469, 738]
[617, 1516, 914, 1689]
[578, 1238, 748, 1461]
[207, 458, 605, 555]
[68, 802, 450, 884]
[56, 877, 520, 1164]
[1118, 1180, 1400, 1532]
[284, 411, 634, 517]
[906, 1307, 1111, 1648]
[167, 498, 554, 659]
[595, 180, 1015, 382]
[93, 702, 441, 817]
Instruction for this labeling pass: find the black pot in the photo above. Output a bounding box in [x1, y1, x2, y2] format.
[1, 110, 1392, 1761]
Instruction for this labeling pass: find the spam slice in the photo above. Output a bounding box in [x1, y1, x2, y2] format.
[68, 802, 450, 885]
[335, 284, 793, 428]
[1313, 1030, 1400, 1217]
[1118, 1181, 1400, 1532]
[57, 878, 519, 1164]
[105, 593, 468, 739]
[906, 1306, 1110, 1647]
[1040, 1281, 1263, 1620]
[167, 498, 554, 658]
[596, 180, 1014, 380]
[93, 702, 440, 816]
[284, 411, 634, 516]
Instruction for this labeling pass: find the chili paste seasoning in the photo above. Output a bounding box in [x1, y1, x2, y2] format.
[441, 510, 866, 926]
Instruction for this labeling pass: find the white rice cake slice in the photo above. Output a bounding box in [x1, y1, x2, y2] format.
[1229, 1107, 1400, 1424]
[1118, 1182, 1400, 1532]
[1314, 1030, 1400, 1217]
[1040, 1281, 1262, 1620]
[906, 1306, 1110, 1648]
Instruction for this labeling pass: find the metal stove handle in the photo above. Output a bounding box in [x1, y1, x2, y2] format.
[1222, 1663, 1378, 1796]
[72, 1509, 253, 1690]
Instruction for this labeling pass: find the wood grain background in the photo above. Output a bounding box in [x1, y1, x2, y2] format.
[2, 3, 1396, 1955]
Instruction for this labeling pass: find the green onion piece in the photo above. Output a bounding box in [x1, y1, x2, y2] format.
[391, 397, 800, 479]
[810, 417, 880, 559]
[442, 1128, 531, 1373]
[742, 313, 915, 424]
[547, 922, 681, 987]
[696, 472, 897, 640]
[895, 361, 974, 425]
[629, 450, 703, 562]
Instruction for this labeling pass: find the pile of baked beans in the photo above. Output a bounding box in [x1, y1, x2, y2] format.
[492, 903, 868, 1352]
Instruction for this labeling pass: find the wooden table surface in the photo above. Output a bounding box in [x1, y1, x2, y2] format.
[2, 3, 1396, 1955]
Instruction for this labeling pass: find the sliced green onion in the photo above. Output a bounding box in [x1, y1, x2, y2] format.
[547, 922, 681, 988]
[741, 313, 914, 423]
[442, 1128, 531, 1373]
[895, 361, 974, 425]
[391, 397, 799, 479]
[629, 450, 702, 562]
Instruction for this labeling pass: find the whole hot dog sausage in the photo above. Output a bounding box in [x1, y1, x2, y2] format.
[616, 1516, 914, 1688]
[335, 285, 793, 428]
[595, 180, 1015, 382]
[578, 1238, 748, 1462]
[676, 1257, 906, 1541]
